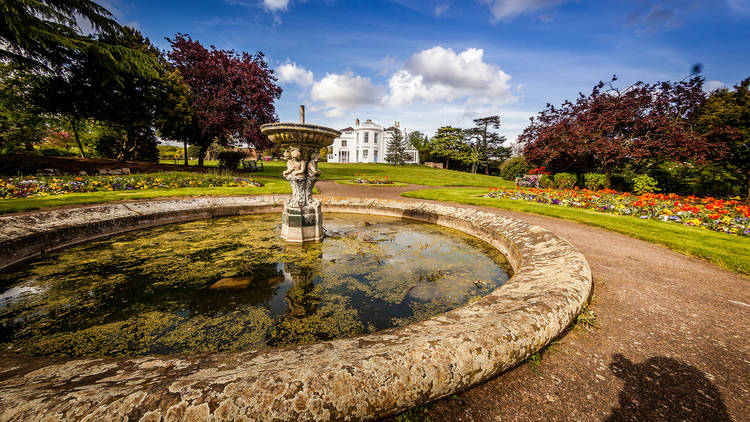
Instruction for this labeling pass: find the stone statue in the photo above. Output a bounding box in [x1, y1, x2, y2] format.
[283, 148, 308, 207]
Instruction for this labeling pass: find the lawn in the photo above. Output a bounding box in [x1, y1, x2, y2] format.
[262, 161, 515, 187]
[0, 177, 289, 214]
[403, 187, 750, 276]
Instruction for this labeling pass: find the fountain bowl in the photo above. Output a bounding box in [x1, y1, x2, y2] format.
[260, 123, 340, 149]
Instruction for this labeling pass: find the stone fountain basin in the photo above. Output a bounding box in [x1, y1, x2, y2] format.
[0, 197, 592, 421]
[260, 122, 341, 148]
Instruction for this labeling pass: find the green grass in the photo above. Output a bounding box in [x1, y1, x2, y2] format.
[158, 159, 220, 167]
[0, 177, 289, 214]
[335, 180, 409, 187]
[402, 187, 750, 276]
[259, 161, 515, 187]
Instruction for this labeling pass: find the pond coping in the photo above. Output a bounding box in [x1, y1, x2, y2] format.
[0, 196, 591, 421]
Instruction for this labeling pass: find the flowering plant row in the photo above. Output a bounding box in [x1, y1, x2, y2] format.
[349, 174, 393, 185]
[0, 173, 262, 200]
[485, 187, 750, 236]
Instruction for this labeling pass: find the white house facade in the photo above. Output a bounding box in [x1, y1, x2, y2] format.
[327, 119, 420, 164]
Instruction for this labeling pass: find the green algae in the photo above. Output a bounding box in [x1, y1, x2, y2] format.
[0, 213, 512, 357]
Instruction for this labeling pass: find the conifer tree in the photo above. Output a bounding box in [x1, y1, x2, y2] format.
[385, 129, 407, 165]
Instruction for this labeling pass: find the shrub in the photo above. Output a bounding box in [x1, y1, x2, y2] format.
[217, 151, 247, 169]
[553, 172, 577, 189]
[632, 174, 659, 194]
[584, 173, 607, 190]
[499, 156, 532, 181]
[539, 174, 555, 188]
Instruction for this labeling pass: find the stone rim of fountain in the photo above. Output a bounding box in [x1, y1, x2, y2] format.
[0, 197, 592, 421]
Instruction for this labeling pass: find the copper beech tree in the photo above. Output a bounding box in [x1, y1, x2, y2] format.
[521, 76, 719, 187]
[166, 34, 282, 166]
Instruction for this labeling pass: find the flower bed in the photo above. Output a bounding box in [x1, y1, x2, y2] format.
[349, 174, 394, 185]
[485, 187, 750, 236]
[0, 173, 262, 200]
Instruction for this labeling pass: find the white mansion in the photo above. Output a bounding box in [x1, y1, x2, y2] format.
[327, 119, 420, 164]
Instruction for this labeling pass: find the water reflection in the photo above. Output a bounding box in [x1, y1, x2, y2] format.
[0, 214, 512, 357]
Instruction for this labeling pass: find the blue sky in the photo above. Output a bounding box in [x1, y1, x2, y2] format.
[104, 0, 750, 144]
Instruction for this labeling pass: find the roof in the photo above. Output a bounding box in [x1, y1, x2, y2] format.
[340, 127, 353, 132]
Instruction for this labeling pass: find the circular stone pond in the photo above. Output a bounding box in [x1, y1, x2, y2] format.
[0, 197, 592, 421]
[0, 214, 512, 357]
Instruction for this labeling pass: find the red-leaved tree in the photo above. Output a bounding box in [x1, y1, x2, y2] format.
[166, 34, 281, 166]
[522, 76, 717, 186]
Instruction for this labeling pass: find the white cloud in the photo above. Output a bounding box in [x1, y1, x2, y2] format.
[729, 0, 750, 12]
[310, 71, 385, 110]
[277, 62, 314, 87]
[386, 46, 514, 106]
[434, 3, 449, 17]
[479, 0, 568, 22]
[262, 0, 290, 11]
[704, 80, 726, 92]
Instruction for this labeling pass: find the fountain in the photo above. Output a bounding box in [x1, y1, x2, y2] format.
[260, 106, 341, 242]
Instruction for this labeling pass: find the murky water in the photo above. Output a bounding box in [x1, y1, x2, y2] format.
[0, 213, 512, 357]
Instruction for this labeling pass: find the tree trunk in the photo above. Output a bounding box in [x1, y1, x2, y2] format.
[70, 118, 86, 158]
[605, 170, 612, 189]
[484, 165, 489, 175]
[197, 143, 209, 167]
[471, 162, 477, 174]
[183, 140, 188, 166]
[445, 157, 449, 170]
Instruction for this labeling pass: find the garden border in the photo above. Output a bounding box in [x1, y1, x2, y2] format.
[0, 196, 591, 421]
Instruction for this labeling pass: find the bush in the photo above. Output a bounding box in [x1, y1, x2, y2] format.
[584, 173, 607, 190]
[553, 172, 577, 189]
[499, 156, 532, 181]
[539, 174, 555, 188]
[632, 174, 659, 194]
[38, 147, 77, 157]
[217, 151, 247, 169]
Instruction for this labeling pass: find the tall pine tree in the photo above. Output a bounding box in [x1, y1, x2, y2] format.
[385, 129, 407, 165]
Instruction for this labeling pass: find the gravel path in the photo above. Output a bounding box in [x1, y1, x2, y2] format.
[316, 180, 750, 422]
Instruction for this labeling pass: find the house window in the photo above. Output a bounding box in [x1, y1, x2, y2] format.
[374, 133, 379, 144]
[364, 132, 369, 143]
[363, 149, 369, 158]
[341, 140, 347, 147]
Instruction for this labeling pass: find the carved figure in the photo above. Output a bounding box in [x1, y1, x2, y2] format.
[307, 150, 321, 179]
[283, 148, 306, 180]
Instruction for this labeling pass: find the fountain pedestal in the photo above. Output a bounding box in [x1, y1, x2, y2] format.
[261, 107, 341, 243]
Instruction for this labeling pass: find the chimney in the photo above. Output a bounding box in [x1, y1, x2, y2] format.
[356, 118, 360, 126]
[299, 105, 305, 124]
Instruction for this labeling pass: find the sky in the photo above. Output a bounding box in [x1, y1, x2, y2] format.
[102, 0, 750, 144]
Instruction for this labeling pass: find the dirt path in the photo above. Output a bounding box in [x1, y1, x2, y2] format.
[315, 181, 750, 422]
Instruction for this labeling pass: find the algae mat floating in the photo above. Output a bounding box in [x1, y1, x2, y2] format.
[0, 213, 512, 357]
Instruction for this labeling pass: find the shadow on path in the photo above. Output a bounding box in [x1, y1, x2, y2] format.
[605, 353, 732, 422]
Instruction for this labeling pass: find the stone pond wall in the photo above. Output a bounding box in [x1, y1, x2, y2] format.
[0, 197, 592, 421]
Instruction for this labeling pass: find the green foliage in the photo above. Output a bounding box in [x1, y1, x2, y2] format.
[385, 129, 408, 165]
[584, 173, 607, 190]
[651, 162, 745, 198]
[0, 0, 159, 77]
[0, 64, 47, 152]
[217, 151, 247, 169]
[429, 126, 467, 170]
[553, 172, 577, 189]
[499, 156, 531, 180]
[574, 302, 597, 332]
[632, 174, 659, 194]
[696, 77, 750, 202]
[539, 174, 555, 188]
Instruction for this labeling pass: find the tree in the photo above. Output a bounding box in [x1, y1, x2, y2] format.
[522, 76, 711, 187]
[385, 129, 408, 165]
[696, 77, 750, 203]
[465, 115, 510, 174]
[1, 0, 158, 78]
[37, 27, 167, 160]
[407, 131, 429, 163]
[166, 34, 282, 166]
[429, 126, 468, 170]
[0, 63, 48, 152]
